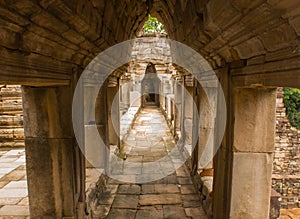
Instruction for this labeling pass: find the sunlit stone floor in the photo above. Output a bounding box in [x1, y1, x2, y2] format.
[95, 107, 208, 219]
[0, 148, 29, 219]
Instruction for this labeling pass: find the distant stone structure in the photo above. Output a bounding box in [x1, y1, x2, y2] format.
[272, 87, 300, 209]
[0, 85, 24, 147]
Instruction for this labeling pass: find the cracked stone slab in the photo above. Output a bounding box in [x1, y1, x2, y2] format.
[139, 194, 182, 205]
[112, 195, 139, 209]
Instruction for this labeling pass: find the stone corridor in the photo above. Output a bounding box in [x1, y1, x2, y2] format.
[1, 109, 300, 218]
[0, 0, 300, 217]
[92, 107, 207, 219]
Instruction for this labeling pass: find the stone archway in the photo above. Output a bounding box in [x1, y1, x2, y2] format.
[0, 0, 299, 218]
[141, 63, 161, 107]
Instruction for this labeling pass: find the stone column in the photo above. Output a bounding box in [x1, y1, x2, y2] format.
[174, 81, 182, 138]
[160, 77, 166, 109]
[229, 87, 277, 219]
[121, 81, 130, 109]
[94, 82, 109, 171]
[107, 82, 119, 146]
[22, 86, 76, 218]
[182, 84, 193, 149]
[191, 80, 200, 174]
[198, 85, 216, 172]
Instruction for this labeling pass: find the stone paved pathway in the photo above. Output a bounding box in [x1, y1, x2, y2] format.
[94, 107, 208, 219]
[0, 148, 29, 219]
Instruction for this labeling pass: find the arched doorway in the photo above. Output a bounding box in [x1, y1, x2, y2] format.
[141, 63, 161, 107]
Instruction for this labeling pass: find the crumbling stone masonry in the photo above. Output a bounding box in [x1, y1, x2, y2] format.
[0, 85, 24, 147]
[272, 87, 300, 209]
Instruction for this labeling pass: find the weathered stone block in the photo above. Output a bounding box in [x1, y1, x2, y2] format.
[0, 28, 21, 49]
[233, 88, 277, 153]
[259, 24, 297, 52]
[205, 0, 241, 35]
[85, 125, 107, 168]
[112, 195, 139, 209]
[31, 12, 69, 34]
[139, 194, 182, 205]
[234, 37, 266, 59]
[7, 0, 41, 17]
[289, 15, 300, 36]
[231, 0, 265, 13]
[25, 138, 74, 218]
[22, 87, 73, 138]
[62, 29, 85, 44]
[230, 152, 273, 219]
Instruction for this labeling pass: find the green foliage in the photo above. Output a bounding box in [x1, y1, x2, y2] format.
[143, 15, 166, 34]
[284, 88, 300, 130]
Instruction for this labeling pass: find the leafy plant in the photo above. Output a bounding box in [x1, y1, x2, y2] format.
[284, 88, 300, 130]
[143, 15, 166, 34]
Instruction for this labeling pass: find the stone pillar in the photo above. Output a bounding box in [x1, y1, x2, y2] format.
[183, 85, 193, 148]
[198, 85, 217, 171]
[212, 67, 231, 219]
[22, 86, 77, 218]
[174, 81, 182, 138]
[83, 80, 110, 170]
[121, 81, 130, 109]
[229, 87, 277, 219]
[191, 80, 200, 174]
[107, 83, 119, 146]
[95, 82, 109, 170]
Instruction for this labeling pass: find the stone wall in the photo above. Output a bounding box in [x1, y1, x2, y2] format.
[272, 87, 300, 208]
[0, 85, 24, 147]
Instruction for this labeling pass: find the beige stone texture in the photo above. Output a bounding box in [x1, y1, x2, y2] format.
[234, 88, 277, 153]
[230, 152, 273, 219]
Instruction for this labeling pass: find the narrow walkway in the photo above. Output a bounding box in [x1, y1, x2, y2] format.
[95, 107, 208, 219]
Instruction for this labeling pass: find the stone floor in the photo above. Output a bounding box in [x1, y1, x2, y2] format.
[279, 208, 300, 219]
[0, 148, 29, 219]
[121, 106, 175, 162]
[94, 107, 208, 218]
